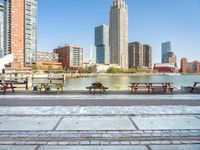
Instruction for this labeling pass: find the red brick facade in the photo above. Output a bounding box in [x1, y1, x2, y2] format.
[181, 58, 200, 73]
[10, 0, 25, 68]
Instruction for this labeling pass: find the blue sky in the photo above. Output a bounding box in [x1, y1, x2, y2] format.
[1, 0, 200, 65]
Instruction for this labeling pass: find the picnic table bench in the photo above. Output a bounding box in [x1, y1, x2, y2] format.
[0, 82, 16, 94]
[86, 82, 108, 94]
[128, 83, 151, 93]
[190, 82, 200, 93]
[32, 77, 64, 94]
[149, 83, 174, 94]
[129, 82, 174, 94]
[0, 77, 28, 94]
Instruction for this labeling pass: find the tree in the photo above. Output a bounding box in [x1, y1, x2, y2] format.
[31, 65, 38, 70]
[47, 65, 54, 70]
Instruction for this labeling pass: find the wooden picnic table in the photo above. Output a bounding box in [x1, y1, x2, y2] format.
[32, 78, 64, 94]
[129, 82, 174, 94]
[86, 82, 108, 94]
[191, 82, 200, 93]
[0, 82, 16, 94]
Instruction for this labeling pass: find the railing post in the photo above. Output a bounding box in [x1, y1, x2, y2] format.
[27, 76, 32, 90]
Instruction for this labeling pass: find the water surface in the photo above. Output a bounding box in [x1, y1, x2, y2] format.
[64, 75, 200, 90]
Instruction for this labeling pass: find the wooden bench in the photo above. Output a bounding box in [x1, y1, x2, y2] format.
[129, 85, 150, 93]
[8, 80, 28, 90]
[150, 86, 174, 94]
[86, 83, 108, 94]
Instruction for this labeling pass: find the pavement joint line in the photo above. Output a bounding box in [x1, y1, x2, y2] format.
[146, 145, 153, 150]
[34, 145, 40, 150]
[128, 116, 139, 130]
[52, 116, 64, 130]
[195, 116, 200, 120]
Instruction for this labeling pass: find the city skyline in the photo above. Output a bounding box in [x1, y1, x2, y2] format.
[0, 0, 199, 66]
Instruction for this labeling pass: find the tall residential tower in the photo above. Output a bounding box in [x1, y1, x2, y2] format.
[3, 0, 37, 68]
[110, 0, 128, 69]
[128, 42, 152, 70]
[95, 24, 110, 64]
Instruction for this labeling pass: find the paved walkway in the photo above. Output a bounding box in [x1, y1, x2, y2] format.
[0, 106, 200, 116]
[0, 114, 200, 149]
[0, 94, 200, 149]
[1, 94, 200, 106]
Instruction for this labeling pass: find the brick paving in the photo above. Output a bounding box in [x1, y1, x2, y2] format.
[0, 128, 200, 146]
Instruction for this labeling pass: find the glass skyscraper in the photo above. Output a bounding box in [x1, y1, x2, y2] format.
[25, 0, 37, 67]
[95, 24, 110, 64]
[162, 41, 171, 63]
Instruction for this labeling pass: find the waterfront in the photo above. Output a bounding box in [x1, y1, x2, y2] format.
[64, 74, 200, 91]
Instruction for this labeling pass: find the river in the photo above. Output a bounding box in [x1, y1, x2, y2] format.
[64, 74, 200, 90]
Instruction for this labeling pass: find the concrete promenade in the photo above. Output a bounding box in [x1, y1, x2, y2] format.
[1, 93, 200, 106]
[0, 93, 200, 149]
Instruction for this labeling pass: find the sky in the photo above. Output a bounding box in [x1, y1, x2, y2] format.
[1, 0, 200, 66]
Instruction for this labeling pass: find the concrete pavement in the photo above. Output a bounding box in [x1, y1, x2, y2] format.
[0, 94, 200, 149]
[1, 94, 200, 106]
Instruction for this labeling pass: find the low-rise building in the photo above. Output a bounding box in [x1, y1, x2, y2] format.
[37, 51, 62, 69]
[153, 63, 178, 73]
[180, 58, 200, 73]
[54, 45, 83, 69]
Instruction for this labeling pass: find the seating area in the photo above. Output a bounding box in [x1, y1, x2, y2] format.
[0, 76, 200, 95]
[129, 82, 174, 94]
[32, 77, 64, 94]
[0, 77, 28, 94]
[86, 82, 108, 94]
[0, 82, 16, 94]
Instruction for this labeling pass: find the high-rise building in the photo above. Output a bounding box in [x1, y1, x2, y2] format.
[128, 42, 152, 70]
[54, 45, 83, 69]
[162, 41, 171, 63]
[128, 42, 143, 69]
[143, 44, 152, 69]
[167, 51, 177, 67]
[3, 0, 37, 69]
[110, 0, 128, 69]
[95, 24, 110, 65]
[0, 4, 3, 58]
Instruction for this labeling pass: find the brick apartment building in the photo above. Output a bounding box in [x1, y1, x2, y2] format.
[53, 45, 83, 69]
[3, 0, 37, 69]
[37, 51, 62, 69]
[181, 58, 200, 73]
